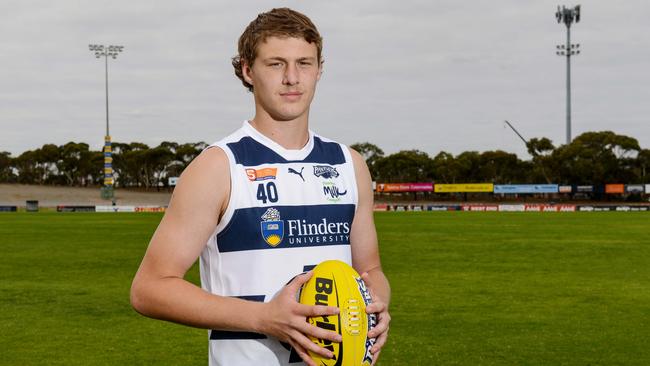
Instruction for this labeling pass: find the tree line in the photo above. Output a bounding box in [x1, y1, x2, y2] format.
[0, 131, 648, 188]
[353, 130, 648, 185]
[0, 141, 206, 189]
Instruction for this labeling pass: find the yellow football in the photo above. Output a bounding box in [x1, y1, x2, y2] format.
[299, 260, 377, 366]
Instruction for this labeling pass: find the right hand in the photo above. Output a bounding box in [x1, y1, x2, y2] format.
[259, 271, 342, 366]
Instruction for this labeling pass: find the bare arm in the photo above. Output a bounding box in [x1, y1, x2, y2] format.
[129, 147, 340, 365]
[348, 148, 391, 363]
[130, 147, 262, 330]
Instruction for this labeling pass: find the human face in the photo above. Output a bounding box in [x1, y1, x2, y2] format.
[243, 36, 322, 122]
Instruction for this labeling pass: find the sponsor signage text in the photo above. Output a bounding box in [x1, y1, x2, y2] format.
[494, 184, 559, 194]
[434, 183, 493, 193]
[376, 183, 433, 192]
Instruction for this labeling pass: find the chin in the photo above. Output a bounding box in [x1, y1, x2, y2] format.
[269, 106, 308, 122]
[270, 113, 304, 122]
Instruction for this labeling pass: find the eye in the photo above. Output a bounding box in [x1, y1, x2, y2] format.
[268, 62, 283, 68]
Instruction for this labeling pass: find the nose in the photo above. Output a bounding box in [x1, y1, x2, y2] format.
[282, 63, 299, 86]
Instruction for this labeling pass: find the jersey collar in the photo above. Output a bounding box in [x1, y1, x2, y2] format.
[242, 120, 315, 161]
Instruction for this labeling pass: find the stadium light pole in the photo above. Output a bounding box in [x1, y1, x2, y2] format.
[88, 44, 124, 200]
[555, 5, 581, 145]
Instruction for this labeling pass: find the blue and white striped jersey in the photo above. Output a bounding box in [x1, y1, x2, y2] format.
[200, 121, 358, 365]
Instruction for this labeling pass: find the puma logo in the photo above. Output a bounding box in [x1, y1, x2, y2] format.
[288, 167, 305, 182]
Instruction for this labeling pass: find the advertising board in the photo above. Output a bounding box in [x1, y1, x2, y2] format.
[576, 185, 593, 193]
[57, 205, 96, 212]
[461, 205, 498, 211]
[135, 206, 166, 213]
[96, 205, 136, 212]
[434, 183, 493, 193]
[520, 204, 576, 212]
[557, 205, 577, 212]
[427, 205, 449, 211]
[409, 183, 434, 192]
[630, 206, 649, 211]
[605, 184, 625, 194]
[578, 205, 615, 211]
[376, 183, 433, 192]
[493, 184, 559, 194]
[426, 205, 462, 211]
[626, 185, 644, 194]
[499, 204, 525, 212]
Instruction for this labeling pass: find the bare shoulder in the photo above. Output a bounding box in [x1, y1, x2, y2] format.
[348, 147, 371, 186]
[182, 146, 229, 180]
[168, 146, 230, 215]
[347, 147, 366, 168]
[347, 147, 373, 210]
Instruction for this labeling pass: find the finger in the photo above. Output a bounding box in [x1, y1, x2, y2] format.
[370, 349, 381, 366]
[360, 272, 373, 287]
[293, 330, 335, 360]
[366, 301, 386, 314]
[289, 340, 317, 366]
[371, 328, 389, 354]
[298, 321, 342, 343]
[286, 271, 314, 293]
[297, 303, 340, 317]
[288, 271, 313, 287]
[367, 312, 390, 338]
[360, 272, 383, 306]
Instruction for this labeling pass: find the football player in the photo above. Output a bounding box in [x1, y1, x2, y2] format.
[130, 8, 391, 365]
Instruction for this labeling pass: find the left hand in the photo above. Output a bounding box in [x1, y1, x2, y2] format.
[361, 272, 391, 365]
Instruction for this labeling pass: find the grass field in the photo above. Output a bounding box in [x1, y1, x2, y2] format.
[1, 212, 649, 365]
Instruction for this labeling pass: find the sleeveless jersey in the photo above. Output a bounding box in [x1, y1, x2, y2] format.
[200, 121, 358, 366]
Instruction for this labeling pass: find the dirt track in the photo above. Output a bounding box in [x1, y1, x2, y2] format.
[0, 184, 172, 207]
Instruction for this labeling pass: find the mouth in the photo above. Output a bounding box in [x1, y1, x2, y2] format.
[280, 91, 303, 101]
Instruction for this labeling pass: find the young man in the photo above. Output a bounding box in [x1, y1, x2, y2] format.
[130, 8, 390, 366]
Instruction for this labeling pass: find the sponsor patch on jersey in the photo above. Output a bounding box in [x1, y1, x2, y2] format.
[322, 181, 347, 202]
[313, 165, 339, 179]
[288, 167, 305, 182]
[286, 216, 350, 246]
[246, 167, 277, 181]
[260, 208, 284, 246]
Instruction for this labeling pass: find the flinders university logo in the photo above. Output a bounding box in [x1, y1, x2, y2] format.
[260, 208, 284, 247]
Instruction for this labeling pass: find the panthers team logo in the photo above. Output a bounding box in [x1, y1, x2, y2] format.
[260, 208, 284, 247]
[313, 165, 339, 179]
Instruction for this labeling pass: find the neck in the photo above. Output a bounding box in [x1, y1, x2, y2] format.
[249, 111, 310, 150]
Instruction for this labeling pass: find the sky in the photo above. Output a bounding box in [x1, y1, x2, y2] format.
[1, 0, 649, 159]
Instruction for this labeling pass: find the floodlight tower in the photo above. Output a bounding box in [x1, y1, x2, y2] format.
[88, 44, 124, 199]
[555, 5, 580, 145]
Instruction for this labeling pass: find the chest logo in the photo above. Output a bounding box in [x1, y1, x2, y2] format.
[323, 181, 347, 202]
[246, 167, 277, 182]
[288, 167, 305, 182]
[313, 165, 339, 179]
[260, 208, 284, 247]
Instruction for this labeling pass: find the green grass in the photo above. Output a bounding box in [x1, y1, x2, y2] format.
[1, 212, 649, 365]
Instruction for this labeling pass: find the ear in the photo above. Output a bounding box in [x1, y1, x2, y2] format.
[242, 59, 254, 86]
[317, 59, 324, 81]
